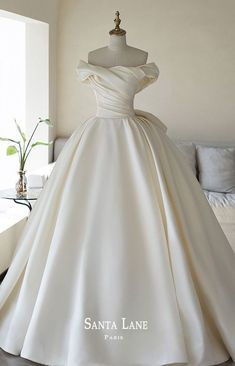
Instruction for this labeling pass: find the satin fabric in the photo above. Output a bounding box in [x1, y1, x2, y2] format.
[0, 61, 234, 366]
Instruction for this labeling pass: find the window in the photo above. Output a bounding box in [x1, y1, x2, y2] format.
[0, 17, 25, 189]
[0, 10, 49, 190]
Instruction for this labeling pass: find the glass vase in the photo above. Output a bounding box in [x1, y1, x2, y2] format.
[15, 170, 27, 196]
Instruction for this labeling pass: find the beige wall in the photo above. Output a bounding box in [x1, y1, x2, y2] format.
[57, 0, 235, 142]
[0, 0, 59, 152]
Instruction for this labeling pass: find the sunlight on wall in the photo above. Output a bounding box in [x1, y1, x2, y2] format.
[0, 17, 26, 189]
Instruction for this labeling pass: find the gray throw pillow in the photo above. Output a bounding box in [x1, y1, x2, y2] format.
[175, 142, 197, 175]
[197, 145, 235, 193]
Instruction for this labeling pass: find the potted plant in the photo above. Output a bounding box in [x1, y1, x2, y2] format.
[0, 118, 53, 196]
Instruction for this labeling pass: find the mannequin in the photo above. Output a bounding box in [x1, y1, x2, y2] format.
[88, 11, 148, 67]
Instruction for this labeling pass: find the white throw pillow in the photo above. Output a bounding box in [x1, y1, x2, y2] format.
[197, 146, 235, 193]
[27, 162, 56, 188]
[175, 142, 197, 175]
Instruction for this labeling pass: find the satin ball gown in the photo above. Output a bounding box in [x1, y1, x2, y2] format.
[0, 60, 234, 366]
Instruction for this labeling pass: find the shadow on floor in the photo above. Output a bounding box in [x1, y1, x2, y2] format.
[0, 348, 234, 366]
[0, 348, 44, 365]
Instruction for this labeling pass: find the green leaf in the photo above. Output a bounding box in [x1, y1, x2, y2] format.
[0, 137, 19, 143]
[31, 140, 53, 148]
[0, 137, 11, 141]
[38, 118, 53, 127]
[14, 119, 26, 141]
[6, 145, 18, 156]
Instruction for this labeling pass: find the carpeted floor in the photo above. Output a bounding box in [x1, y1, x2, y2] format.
[0, 348, 234, 366]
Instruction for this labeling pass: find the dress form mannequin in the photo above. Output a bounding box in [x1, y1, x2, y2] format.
[88, 11, 148, 67]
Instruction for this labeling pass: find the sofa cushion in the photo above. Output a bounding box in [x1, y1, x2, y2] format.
[197, 146, 235, 193]
[204, 190, 235, 208]
[203, 190, 235, 251]
[53, 137, 68, 161]
[175, 142, 197, 175]
[27, 162, 56, 188]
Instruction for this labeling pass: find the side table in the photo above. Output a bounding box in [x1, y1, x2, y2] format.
[0, 188, 42, 212]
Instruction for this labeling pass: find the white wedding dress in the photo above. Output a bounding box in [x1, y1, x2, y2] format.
[0, 60, 234, 366]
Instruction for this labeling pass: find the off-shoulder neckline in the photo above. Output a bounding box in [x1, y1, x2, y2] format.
[78, 60, 157, 71]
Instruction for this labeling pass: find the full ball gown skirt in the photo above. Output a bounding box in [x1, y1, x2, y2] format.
[0, 61, 234, 366]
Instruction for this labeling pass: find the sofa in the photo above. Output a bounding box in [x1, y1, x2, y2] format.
[176, 141, 235, 251]
[27, 137, 235, 252]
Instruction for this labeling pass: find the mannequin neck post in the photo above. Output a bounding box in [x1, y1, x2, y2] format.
[109, 34, 127, 50]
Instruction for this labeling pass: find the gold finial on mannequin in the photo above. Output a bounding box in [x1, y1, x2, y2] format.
[109, 11, 126, 36]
